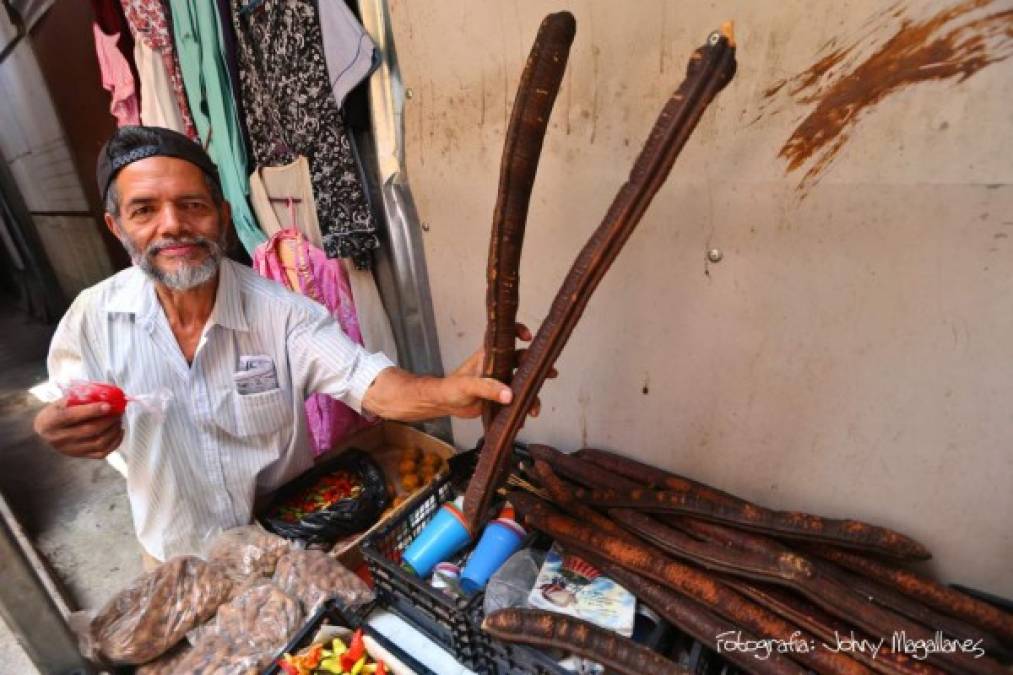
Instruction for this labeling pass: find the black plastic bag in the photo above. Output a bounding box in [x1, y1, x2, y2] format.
[261, 449, 389, 545]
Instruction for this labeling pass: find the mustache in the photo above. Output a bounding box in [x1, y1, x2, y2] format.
[145, 236, 216, 257]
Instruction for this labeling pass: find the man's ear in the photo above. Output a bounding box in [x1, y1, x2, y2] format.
[104, 211, 120, 238]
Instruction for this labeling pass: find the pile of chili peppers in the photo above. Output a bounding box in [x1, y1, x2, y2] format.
[277, 629, 387, 675]
[270, 471, 363, 524]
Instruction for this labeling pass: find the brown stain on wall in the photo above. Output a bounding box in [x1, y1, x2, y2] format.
[766, 0, 1013, 195]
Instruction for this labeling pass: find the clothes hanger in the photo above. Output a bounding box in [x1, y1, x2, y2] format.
[239, 0, 267, 17]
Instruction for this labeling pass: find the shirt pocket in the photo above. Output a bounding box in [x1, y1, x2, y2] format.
[218, 387, 293, 438]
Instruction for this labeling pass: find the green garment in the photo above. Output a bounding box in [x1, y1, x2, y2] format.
[169, 0, 265, 254]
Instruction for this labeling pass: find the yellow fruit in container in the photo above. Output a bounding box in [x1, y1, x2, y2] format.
[398, 458, 417, 476]
[401, 474, 420, 491]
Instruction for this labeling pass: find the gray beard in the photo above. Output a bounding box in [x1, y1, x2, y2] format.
[120, 232, 225, 291]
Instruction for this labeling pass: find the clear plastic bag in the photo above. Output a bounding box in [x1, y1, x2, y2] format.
[179, 580, 304, 673]
[60, 380, 173, 421]
[73, 555, 233, 665]
[483, 547, 545, 615]
[169, 635, 263, 675]
[206, 524, 291, 583]
[135, 642, 192, 675]
[272, 549, 374, 614]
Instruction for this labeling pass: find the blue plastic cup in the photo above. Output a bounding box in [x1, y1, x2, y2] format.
[402, 501, 473, 577]
[460, 518, 526, 594]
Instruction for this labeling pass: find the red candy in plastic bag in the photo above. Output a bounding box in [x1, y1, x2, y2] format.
[61, 381, 173, 420]
[66, 382, 127, 413]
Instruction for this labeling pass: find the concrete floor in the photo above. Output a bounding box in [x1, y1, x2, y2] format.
[0, 300, 141, 673]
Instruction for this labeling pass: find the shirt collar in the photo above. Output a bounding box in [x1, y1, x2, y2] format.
[207, 259, 249, 333]
[101, 260, 249, 333]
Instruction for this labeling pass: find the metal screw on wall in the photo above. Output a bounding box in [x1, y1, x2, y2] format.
[707, 248, 723, 263]
[405, 88, 414, 99]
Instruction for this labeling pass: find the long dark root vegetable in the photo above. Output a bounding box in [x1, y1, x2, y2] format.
[482, 608, 687, 675]
[482, 12, 577, 430]
[465, 24, 739, 531]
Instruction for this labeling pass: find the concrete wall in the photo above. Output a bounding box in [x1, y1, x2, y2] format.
[0, 12, 114, 300]
[389, 0, 1013, 595]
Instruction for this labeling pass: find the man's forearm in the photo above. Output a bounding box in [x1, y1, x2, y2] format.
[361, 367, 451, 421]
[360, 366, 510, 422]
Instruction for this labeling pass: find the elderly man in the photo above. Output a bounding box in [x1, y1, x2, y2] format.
[33, 126, 529, 563]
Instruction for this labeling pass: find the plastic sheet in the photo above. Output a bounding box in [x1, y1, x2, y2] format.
[483, 547, 544, 615]
[272, 548, 374, 614]
[73, 556, 233, 665]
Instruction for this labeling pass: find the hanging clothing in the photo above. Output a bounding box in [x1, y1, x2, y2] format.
[214, 0, 254, 152]
[318, 0, 380, 109]
[253, 227, 372, 454]
[170, 0, 266, 255]
[249, 157, 324, 246]
[133, 40, 187, 132]
[119, 0, 198, 140]
[92, 23, 141, 127]
[343, 260, 400, 364]
[249, 157, 399, 362]
[228, 0, 380, 269]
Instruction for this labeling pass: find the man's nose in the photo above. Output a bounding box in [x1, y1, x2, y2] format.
[156, 204, 185, 237]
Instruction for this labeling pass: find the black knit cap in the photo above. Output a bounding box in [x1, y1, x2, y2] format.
[97, 126, 221, 203]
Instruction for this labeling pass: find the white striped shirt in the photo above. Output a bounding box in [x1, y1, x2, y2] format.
[46, 259, 395, 560]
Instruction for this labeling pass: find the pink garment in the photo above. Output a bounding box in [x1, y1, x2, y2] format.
[92, 23, 141, 127]
[253, 227, 372, 454]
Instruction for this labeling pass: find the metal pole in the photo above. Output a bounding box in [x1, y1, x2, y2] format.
[0, 495, 95, 675]
[358, 0, 452, 443]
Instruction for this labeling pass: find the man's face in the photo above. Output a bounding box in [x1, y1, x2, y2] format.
[104, 156, 231, 291]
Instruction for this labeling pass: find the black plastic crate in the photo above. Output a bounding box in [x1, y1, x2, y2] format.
[360, 474, 487, 670]
[474, 600, 675, 675]
[260, 599, 436, 675]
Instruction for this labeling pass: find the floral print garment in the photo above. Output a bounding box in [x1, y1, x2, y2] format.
[118, 0, 198, 140]
[229, 0, 380, 269]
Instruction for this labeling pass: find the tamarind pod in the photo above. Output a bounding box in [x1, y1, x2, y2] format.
[575, 485, 929, 561]
[482, 12, 577, 430]
[531, 459, 631, 539]
[664, 518, 1009, 675]
[814, 560, 1012, 662]
[565, 544, 808, 675]
[483, 608, 687, 674]
[508, 490, 870, 675]
[529, 443, 637, 490]
[719, 577, 947, 675]
[465, 25, 739, 531]
[578, 446, 746, 503]
[809, 545, 1013, 644]
[610, 507, 817, 584]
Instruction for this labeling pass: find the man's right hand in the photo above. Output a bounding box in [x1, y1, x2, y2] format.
[33, 399, 124, 459]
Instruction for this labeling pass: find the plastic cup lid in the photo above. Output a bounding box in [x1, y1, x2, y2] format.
[492, 518, 526, 538]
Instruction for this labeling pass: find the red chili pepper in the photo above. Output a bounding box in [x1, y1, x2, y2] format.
[277, 658, 300, 675]
[341, 629, 366, 671]
[376, 660, 388, 675]
[304, 643, 323, 669]
[65, 382, 127, 414]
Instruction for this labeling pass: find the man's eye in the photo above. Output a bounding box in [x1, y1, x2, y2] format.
[184, 201, 207, 210]
[131, 206, 153, 217]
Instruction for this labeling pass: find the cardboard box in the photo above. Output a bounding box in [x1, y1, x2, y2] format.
[311, 421, 458, 568]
